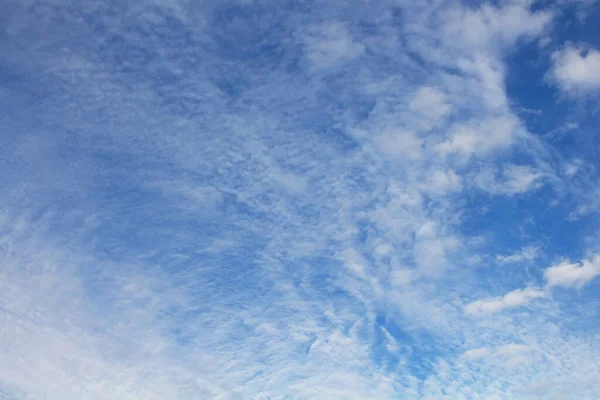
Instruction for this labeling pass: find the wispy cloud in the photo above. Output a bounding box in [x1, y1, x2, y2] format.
[496, 246, 540, 264]
[474, 165, 546, 196]
[463, 343, 534, 363]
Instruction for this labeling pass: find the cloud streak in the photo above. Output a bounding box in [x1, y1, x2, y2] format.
[465, 287, 545, 315]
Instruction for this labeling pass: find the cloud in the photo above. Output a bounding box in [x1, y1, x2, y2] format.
[467, 253, 600, 318]
[373, 128, 423, 160]
[465, 287, 545, 315]
[545, 254, 600, 289]
[550, 45, 600, 93]
[496, 246, 540, 264]
[440, 3, 552, 52]
[474, 164, 546, 196]
[1, 0, 599, 399]
[463, 344, 538, 371]
[463, 343, 533, 360]
[302, 22, 365, 70]
[495, 343, 532, 357]
[409, 86, 452, 123]
[419, 169, 463, 196]
[436, 116, 522, 159]
[462, 347, 491, 360]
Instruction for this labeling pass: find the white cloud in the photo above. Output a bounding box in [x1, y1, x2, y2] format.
[496, 246, 540, 264]
[550, 45, 600, 93]
[465, 287, 545, 315]
[441, 3, 552, 52]
[474, 164, 545, 196]
[414, 236, 460, 276]
[409, 86, 452, 122]
[460, 343, 539, 371]
[373, 128, 423, 160]
[436, 116, 521, 159]
[564, 159, 581, 178]
[419, 169, 463, 196]
[339, 248, 368, 279]
[466, 254, 600, 319]
[462, 347, 490, 360]
[147, 179, 222, 213]
[455, 55, 509, 111]
[544, 254, 600, 289]
[390, 268, 416, 287]
[303, 22, 364, 70]
[463, 343, 532, 361]
[4, 0, 600, 399]
[501, 165, 546, 194]
[495, 343, 532, 357]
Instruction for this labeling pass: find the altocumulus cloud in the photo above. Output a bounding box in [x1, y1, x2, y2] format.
[1, 0, 600, 399]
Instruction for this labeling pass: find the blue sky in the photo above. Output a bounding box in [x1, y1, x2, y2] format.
[1, 0, 600, 399]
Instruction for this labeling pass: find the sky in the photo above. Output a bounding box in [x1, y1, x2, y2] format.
[1, 0, 600, 399]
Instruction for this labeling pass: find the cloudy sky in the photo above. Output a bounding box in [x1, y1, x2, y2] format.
[1, 0, 600, 399]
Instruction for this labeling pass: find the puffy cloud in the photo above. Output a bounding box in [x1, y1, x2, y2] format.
[545, 254, 600, 289]
[441, 3, 552, 52]
[550, 45, 600, 93]
[436, 116, 522, 159]
[465, 287, 545, 315]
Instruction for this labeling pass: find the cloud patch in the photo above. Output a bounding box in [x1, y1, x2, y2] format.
[550, 45, 600, 93]
[545, 254, 600, 289]
[302, 22, 365, 70]
[474, 164, 545, 196]
[496, 246, 540, 264]
[465, 287, 545, 315]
